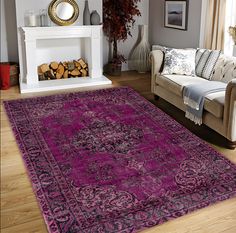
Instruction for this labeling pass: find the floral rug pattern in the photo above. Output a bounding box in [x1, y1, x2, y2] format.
[4, 87, 236, 233]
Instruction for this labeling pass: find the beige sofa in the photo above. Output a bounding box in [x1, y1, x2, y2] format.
[150, 49, 236, 149]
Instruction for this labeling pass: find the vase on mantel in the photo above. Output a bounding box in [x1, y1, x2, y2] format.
[90, 10, 101, 25]
[83, 0, 91, 25]
[129, 25, 151, 73]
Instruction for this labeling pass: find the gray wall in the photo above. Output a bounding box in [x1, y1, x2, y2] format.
[0, 0, 18, 62]
[149, 0, 202, 48]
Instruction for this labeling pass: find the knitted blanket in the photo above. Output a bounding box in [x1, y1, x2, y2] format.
[183, 81, 227, 125]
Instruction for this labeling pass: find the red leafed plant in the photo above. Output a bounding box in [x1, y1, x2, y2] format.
[103, 0, 141, 65]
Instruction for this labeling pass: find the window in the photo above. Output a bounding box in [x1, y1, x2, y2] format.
[224, 0, 236, 56]
[200, 0, 236, 55]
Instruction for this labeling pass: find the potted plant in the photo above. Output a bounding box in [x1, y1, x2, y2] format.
[229, 26, 236, 45]
[103, 0, 141, 76]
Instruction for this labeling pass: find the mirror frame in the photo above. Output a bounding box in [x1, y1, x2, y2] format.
[48, 0, 79, 26]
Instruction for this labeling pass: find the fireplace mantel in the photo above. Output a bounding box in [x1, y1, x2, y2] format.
[18, 26, 111, 93]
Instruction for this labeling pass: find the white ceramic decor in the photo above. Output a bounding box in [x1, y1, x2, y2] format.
[25, 10, 38, 27]
[129, 25, 150, 73]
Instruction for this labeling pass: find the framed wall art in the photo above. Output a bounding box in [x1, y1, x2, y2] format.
[164, 1, 188, 30]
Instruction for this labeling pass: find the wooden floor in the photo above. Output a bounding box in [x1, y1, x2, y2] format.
[1, 71, 236, 233]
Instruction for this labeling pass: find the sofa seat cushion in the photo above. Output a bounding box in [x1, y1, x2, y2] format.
[156, 74, 210, 97]
[156, 74, 225, 118]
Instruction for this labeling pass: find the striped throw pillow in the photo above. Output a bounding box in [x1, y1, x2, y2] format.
[195, 49, 221, 80]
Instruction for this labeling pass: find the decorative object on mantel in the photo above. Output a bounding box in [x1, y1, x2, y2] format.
[103, 0, 141, 76]
[164, 0, 188, 30]
[4, 87, 236, 233]
[83, 0, 91, 25]
[39, 9, 49, 27]
[229, 26, 236, 45]
[48, 0, 79, 26]
[24, 10, 38, 27]
[129, 25, 151, 73]
[38, 58, 88, 81]
[90, 10, 100, 25]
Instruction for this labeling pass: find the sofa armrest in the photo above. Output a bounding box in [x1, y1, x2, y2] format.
[150, 50, 164, 93]
[224, 79, 236, 141]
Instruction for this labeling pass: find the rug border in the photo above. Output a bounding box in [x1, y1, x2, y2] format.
[3, 100, 60, 233]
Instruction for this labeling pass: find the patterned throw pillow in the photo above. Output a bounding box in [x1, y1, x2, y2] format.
[195, 49, 221, 80]
[161, 48, 196, 76]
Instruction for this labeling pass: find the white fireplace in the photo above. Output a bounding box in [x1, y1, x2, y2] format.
[18, 25, 111, 93]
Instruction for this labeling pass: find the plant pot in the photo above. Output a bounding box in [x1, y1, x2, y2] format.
[104, 62, 122, 76]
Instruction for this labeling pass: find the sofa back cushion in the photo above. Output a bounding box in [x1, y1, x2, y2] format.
[212, 55, 236, 83]
[195, 49, 221, 80]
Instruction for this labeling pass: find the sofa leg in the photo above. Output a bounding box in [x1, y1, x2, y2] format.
[227, 140, 236, 150]
[154, 95, 160, 100]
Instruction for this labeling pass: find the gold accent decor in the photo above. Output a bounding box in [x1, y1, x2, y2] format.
[229, 26, 236, 45]
[48, 0, 79, 26]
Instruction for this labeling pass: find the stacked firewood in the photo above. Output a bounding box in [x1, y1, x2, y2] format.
[38, 58, 89, 81]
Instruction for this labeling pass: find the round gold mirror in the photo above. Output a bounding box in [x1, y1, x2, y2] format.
[48, 0, 79, 26]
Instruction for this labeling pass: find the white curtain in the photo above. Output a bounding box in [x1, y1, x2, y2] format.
[224, 0, 236, 56]
[203, 0, 226, 50]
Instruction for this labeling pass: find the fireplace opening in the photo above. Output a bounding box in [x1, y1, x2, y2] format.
[38, 58, 89, 81]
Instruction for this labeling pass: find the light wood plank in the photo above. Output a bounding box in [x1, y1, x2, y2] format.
[1, 218, 47, 233]
[1, 202, 43, 229]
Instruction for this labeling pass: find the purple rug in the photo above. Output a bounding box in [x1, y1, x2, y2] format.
[4, 87, 236, 233]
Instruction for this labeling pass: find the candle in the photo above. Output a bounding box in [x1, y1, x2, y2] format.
[25, 10, 37, 27]
[28, 14, 37, 27]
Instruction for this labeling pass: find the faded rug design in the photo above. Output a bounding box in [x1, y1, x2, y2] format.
[4, 87, 236, 233]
